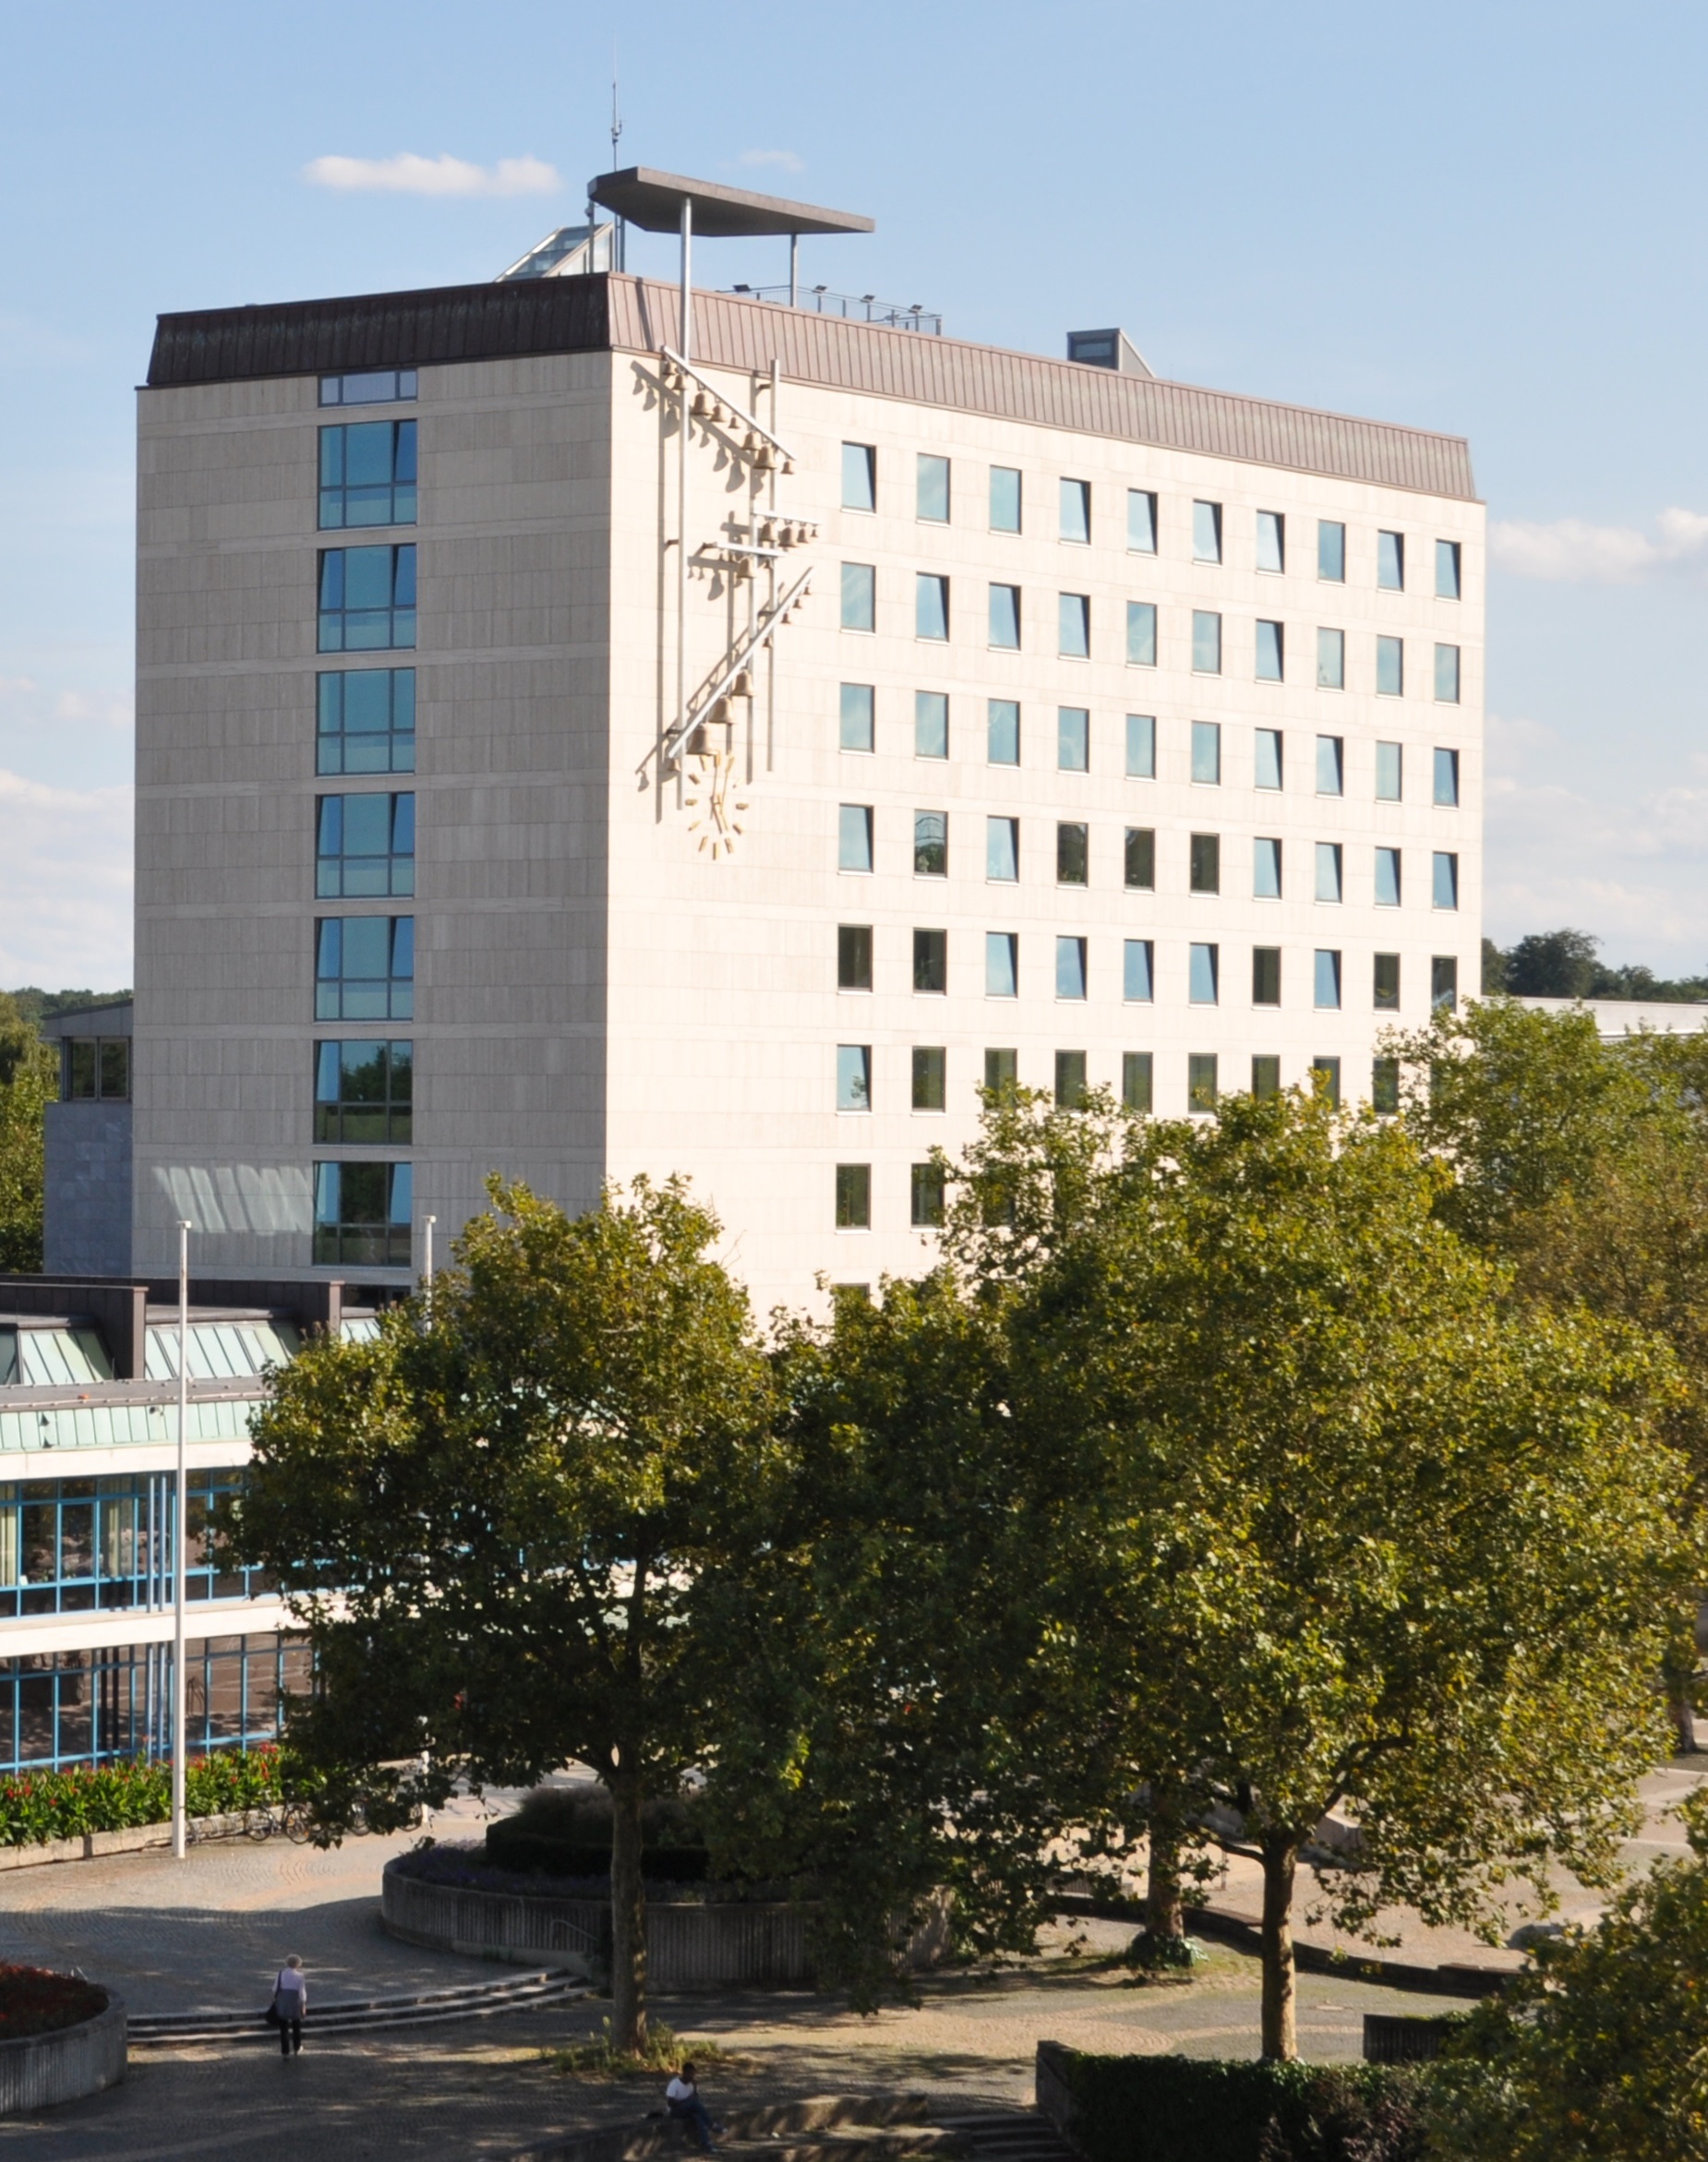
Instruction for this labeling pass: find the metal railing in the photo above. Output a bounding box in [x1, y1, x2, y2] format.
[725, 286, 943, 334]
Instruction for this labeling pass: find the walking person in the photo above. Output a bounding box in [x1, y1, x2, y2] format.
[272, 1955, 307, 2057]
[665, 2061, 721, 2152]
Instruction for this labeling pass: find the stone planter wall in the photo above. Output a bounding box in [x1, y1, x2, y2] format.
[0, 1812, 257, 1875]
[0, 1996, 126, 2116]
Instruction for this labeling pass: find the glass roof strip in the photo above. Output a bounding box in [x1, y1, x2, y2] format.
[0, 1398, 262, 1455]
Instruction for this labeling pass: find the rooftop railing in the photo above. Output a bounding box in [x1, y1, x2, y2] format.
[726, 285, 943, 334]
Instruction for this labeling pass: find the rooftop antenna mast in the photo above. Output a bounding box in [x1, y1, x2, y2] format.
[609, 53, 624, 271]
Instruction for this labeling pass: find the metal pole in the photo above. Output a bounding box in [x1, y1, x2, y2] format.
[423, 1214, 437, 1324]
[789, 234, 799, 308]
[172, 1219, 190, 1861]
[680, 196, 692, 363]
[677, 197, 692, 799]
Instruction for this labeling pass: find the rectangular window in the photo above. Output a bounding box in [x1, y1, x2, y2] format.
[917, 573, 949, 641]
[1255, 728, 1283, 790]
[842, 442, 876, 511]
[1377, 634, 1403, 695]
[319, 420, 416, 529]
[1433, 851, 1460, 910]
[840, 682, 875, 752]
[841, 563, 875, 631]
[1056, 936, 1088, 1000]
[986, 932, 1018, 998]
[835, 1163, 872, 1229]
[320, 367, 417, 406]
[988, 699, 1020, 764]
[1190, 833, 1221, 894]
[1318, 519, 1346, 582]
[1316, 841, 1343, 904]
[989, 583, 1021, 649]
[1376, 741, 1402, 801]
[1256, 620, 1284, 681]
[1123, 1051, 1153, 1111]
[1435, 643, 1461, 703]
[1054, 1051, 1088, 1108]
[1252, 947, 1281, 1006]
[315, 916, 414, 1021]
[1126, 714, 1156, 777]
[316, 791, 415, 898]
[314, 1039, 413, 1145]
[1257, 510, 1285, 573]
[1375, 847, 1401, 907]
[1128, 489, 1158, 553]
[838, 804, 873, 872]
[1314, 949, 1342, 1009]
[912, 1046, 946, 1111]
[1193, 499, 1222, 563]
[1188, 1053, 1219, 1111]
[1372, 1056, 1401, 1114]
[318, 544, 415, 652]
[1317, 627, 1344, 690]
[1254, 836, 1281, 899]
[1056, 823, 1089, 885]
[1192, 609, 1222, 674]
[1058, 707, 1089, 772]
[1191, 720, 1221, 784]
[1125, 827, 1156, 889]
[1437, 538, 1461, 600]
[1060, 478, 1091, 544]
[1374, 953, 1401, 1011]
[914, 811, 948, 877]
[1252, 1054, 1281, 1100]
[1434, 747, 1461, 806]
[836, 1044, 872, 1112]
[913, 928, 948, 992]
[1432, 955, 1459, 1010]
[838, 924, 872, 991]
[915, 691, 949, 759]
[1377, 531, 1405, 591]
[990, 466, 1022, 532]
[987, 816, 1019, 883]
[1190, 943, 1219, 1004]
[1317, 735, 1344, 795]
[65, 1039, 130, 1103]
[910, 1162, 946, 1227]
[917, 453, 950, 522]
[985, 1047, 1018, 1094]
[1126, 599, 1158, 667]
[1124, 939, 1155, 1002]
[1312, 1056, 1342, 1110]
[317, 667, 415, 775]
[1059, 593, 1090, 657]
[312, 1161, 412, 1267]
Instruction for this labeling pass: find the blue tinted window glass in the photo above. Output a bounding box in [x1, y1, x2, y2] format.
[1189, 944, 1219, 1004]
[841, 563, 875, 631]
[1058, 593, 1089, 657]
[1127, 601, 1157, 667]
[1433, 852, 1459, 910]
[1126, 714, 1156, 777]
[839, 682, 874, 752]
[1055, 937, 1087, 1000]
[1124, 940, 1154, 1003]
[1192, 610, 1221, 673]
[986, 933, 1018, 998]
[1376, 847, 1401, 907]
[1315, 950, 1342, 1009]
[915, 692, 949, 759]
[988, 700, 1020, 765]
[1058, 708, 1089, 772]
[1255, 837, 1281, 898]
[917, 574, 949, 641]
[989, 584, 1021, 648]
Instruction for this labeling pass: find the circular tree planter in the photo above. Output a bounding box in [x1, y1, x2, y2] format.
[0, 1967, 126, 2115]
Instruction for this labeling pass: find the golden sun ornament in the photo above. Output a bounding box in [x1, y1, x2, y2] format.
[683, 749, 750, 860]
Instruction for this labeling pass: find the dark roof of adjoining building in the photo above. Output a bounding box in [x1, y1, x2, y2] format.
[588, 166, 873, 237]
[147, 273, 1476, 500]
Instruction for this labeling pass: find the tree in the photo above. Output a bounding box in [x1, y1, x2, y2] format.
[948, 1087, 1697, 2060]
[1500, 928, 1603, 998]
[227, 1175, 776, 2054]
[0, 993, 55, 1271]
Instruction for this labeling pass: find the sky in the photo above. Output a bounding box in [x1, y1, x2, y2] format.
[3, 0, 1707, 985]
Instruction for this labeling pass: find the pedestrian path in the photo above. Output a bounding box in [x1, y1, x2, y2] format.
[130, 1966, 585, 2046]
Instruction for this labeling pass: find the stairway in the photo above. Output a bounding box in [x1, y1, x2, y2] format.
[513, 2094, 1076, 2162]
[128, 1964, 584, 2046]
[930, 2109, 1079, 2162]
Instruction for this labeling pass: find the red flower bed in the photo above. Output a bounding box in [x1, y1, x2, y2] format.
[0, 1965, 108, 2040]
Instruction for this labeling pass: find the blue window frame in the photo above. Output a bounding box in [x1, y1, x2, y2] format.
[315, 1039, 413, 1144]
[319, 545, 415, 652]
[313, 1161, 413, 1267]
[317, 668, 415, 775]
[320, 368, 417, 406]
[316, 793, 415, 898]
[319, 421, 416, 529]
[0, 1471, 271, 1623]
[315, 916, 414, 1020]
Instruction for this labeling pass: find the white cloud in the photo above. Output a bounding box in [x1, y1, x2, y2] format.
[302, 152, 560, 198]
[0, 769, 132, 985]
[1490, 506, 1708, 583]
[738, 150, 804, 174]
[54, 690, 132, 728]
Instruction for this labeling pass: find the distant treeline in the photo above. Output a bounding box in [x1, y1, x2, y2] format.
[3, 987, 131, 1027]
[1483, 931, 1708, 1003]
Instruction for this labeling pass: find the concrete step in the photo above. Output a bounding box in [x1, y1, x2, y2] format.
[129, 1965, 583, 2045]
[930, 2111, 1077, 2162]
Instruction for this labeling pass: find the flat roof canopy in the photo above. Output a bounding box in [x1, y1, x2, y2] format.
[589, 166, 874, 238]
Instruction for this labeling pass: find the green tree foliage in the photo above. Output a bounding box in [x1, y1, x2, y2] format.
[0, 992, 55, 1272]
[1432, 1790, 1708, 2162]
[1482, 927, 1708, 1003]
[225, 1175, 776, 2053]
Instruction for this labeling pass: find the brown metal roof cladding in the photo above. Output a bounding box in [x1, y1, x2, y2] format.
[148, 272, 1475, 501]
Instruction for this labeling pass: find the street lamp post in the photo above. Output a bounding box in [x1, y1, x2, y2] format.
[172, 1219, 190, 1861]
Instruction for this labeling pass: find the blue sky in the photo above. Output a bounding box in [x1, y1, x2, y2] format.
[3, 0, 1706, 983]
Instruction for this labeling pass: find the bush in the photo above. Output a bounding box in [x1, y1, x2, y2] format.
[1055, 2048, 1427, 2162]
[485, 1781, 713, 1881]
[0, 1965, 108, 2039]
[0, 1748, 283, 1847]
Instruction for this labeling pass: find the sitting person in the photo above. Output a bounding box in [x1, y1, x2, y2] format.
[665, 2061, 721, 2151]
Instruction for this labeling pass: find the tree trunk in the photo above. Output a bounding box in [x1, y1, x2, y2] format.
[1145, 1788, 1185, 1944]
[608, 1761, 648, 2056]
[1257, 1833, 1298, 2061]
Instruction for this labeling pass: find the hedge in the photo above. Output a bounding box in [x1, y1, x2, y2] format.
[0, 1747, 283, 1847]
[1054, 2048, 1429, 2162]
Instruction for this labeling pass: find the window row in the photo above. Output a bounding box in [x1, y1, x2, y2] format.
[839, 445, 1464, 598]
[0, 1471, 270, 1618]
[838, 567, 1461, 696]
